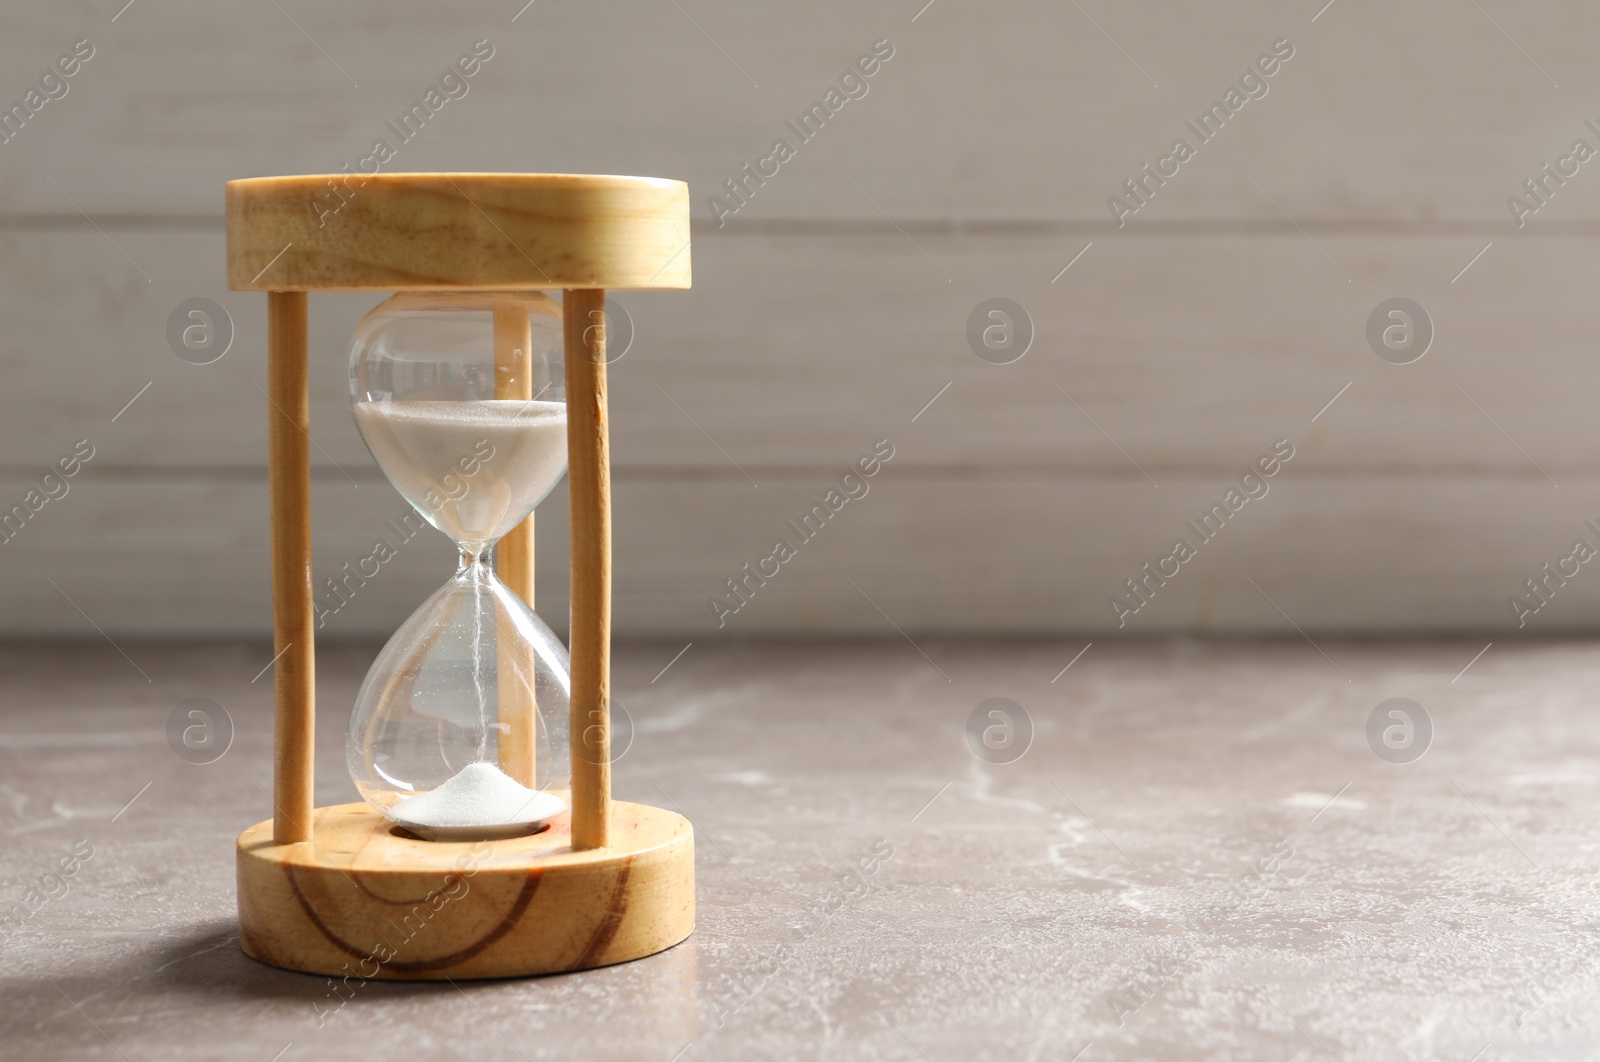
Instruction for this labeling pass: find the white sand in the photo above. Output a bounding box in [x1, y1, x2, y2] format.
[354, 399, 567, 545]
[390, 762, 566, 834]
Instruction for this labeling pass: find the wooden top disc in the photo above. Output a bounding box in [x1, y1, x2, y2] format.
[226, 173, 691, 292]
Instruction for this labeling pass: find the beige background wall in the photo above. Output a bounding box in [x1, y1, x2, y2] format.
[2, 0, 1598, 637]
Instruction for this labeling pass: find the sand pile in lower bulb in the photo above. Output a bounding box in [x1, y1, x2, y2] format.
[393, 762, 566, 830]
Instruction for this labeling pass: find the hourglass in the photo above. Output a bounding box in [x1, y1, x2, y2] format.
[225, 174, 694, 979]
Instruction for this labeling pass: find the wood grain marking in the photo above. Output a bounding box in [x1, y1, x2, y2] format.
[284, 864, 544, 973]
[385, 874, 542, 974]
[572, 859, 632, 969]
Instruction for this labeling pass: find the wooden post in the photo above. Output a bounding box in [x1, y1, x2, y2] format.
[267, 291, 314, 844]
[564, 289, 610, 849]
[494, 298, 537, 787]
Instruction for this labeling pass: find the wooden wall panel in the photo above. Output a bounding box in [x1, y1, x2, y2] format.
[0, 1, 1596, 636]
[3, 471, 1597, 638]
[0, 229, 1592, 475]
[0, 2, 1598, 223]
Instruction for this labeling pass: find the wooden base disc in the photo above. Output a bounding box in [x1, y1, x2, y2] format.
[236, 800, 694, 980]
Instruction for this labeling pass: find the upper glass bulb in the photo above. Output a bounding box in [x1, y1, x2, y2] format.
[349, 291, 568, 548]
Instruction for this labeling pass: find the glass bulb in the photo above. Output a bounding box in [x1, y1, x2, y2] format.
[345, 291, 571, 840]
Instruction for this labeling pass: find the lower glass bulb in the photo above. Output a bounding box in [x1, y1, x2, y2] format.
[346, 551, 571, 841]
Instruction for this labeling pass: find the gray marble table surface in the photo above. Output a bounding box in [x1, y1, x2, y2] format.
[1, 637, 1595, 1061]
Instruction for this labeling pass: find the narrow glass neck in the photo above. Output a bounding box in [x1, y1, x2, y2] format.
[457, 542, 496, 575]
